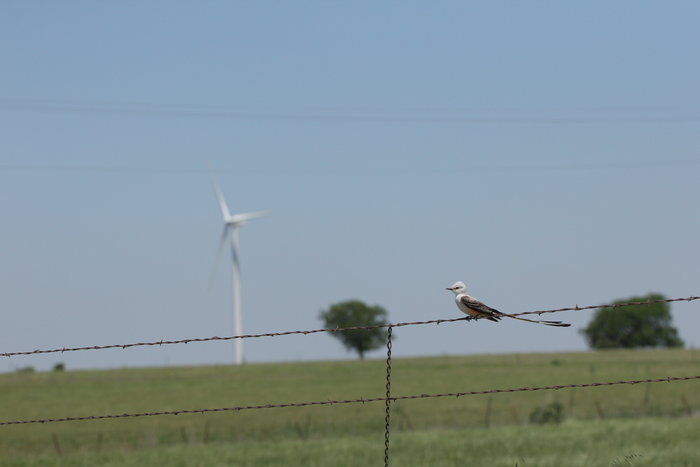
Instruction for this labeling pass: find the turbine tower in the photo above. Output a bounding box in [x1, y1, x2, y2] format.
[209, 171, 270, 365]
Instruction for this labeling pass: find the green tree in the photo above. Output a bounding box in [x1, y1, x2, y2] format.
[319, 300, 390, 359]
[580, 293, 683, 349]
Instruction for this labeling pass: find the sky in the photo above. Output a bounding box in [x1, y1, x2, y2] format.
[1, 1, 699, 373]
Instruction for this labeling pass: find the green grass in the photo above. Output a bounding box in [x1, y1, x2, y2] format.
[1, 348, 700, 464]
[2, 417, 700, 466]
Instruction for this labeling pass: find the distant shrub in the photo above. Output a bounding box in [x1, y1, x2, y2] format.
[53, 362, 65, 372]
[318, 300, 390, 360]
[529, 401, 564, 425]
[580, 293, 683, 349]
[16, 366, 35, 374]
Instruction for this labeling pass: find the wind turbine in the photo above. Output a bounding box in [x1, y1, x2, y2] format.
[209, 170, 270, 365]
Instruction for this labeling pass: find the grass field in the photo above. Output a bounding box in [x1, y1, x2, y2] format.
[1, 348, 699, 465]
[3, 417, 700, 467]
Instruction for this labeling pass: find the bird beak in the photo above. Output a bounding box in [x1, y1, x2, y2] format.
[446, 287, 452, 290]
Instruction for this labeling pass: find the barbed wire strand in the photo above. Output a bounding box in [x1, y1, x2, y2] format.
[3, 296, 697, 359]
[384, 326, 393, 467]
[2, 374, 697, 427]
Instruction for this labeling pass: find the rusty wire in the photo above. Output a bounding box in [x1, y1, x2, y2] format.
[2, 296, 697, 359]
[384, 326, 393, 467]
[2, 374, 698, 427]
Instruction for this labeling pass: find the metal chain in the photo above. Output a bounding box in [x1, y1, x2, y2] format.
[384, 325, 393, 467]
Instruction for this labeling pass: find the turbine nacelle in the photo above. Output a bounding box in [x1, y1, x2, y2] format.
[226, 211, 272, 227]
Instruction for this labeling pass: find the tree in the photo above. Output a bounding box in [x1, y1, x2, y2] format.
[580, 293, 683, 349]
[319, 300, 390, 359]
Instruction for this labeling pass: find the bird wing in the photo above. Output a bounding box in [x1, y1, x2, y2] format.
[460, 296, 503, 321]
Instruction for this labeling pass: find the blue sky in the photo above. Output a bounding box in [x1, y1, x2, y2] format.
[1, 1, 698, 372]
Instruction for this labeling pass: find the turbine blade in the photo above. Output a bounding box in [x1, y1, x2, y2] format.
[208, 226, 230, 291]
[234, 210, 272, 223]
[208, 167, 231, 220]
[231, 226, 240, 272]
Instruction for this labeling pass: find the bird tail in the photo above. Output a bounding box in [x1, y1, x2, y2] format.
[504, 315, 571, 327]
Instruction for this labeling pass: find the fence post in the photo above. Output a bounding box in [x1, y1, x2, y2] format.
[52, 434, 61, 455]
[203, 422, 210, 444]
[484, 398, 492, 428]
[384, 325, 393, 467]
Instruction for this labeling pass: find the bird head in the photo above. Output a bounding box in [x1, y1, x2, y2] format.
[446, 281, 467, 295]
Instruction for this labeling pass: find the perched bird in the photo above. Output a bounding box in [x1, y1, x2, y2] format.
[446, 281, 570, 327]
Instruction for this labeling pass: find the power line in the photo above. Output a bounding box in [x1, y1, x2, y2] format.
[2, 98, 700, 123]
[4, 97, 700, 115]
[1, 160, 698, 175]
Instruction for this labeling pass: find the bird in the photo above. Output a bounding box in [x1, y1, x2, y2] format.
[446, 281, 570, 327]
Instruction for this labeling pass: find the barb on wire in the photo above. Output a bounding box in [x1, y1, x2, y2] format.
[2, 374, 698, 427]
[2, 296, 697, 358]
[510, 296, 699, 319]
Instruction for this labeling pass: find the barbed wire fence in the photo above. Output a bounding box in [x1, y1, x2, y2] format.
[2, 295, 699, 466]
[4, 296, 696, 358]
